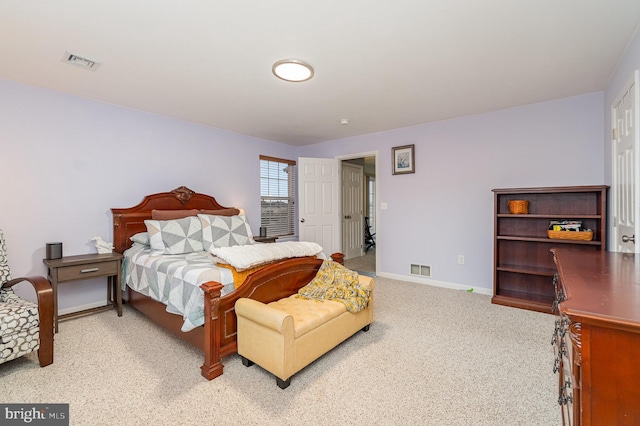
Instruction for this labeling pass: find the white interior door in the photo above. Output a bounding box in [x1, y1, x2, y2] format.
[612, 70, 640, 253]
[298, 157, 341, 255]
[342, 163, 363, 260]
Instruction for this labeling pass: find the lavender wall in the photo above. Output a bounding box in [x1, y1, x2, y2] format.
[0, 79, 296, 311]
[300, 93, 605, 292]
[0, 77, 608, 311]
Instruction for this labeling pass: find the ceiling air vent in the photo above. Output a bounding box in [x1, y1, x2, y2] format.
[62, 51, 101, 71]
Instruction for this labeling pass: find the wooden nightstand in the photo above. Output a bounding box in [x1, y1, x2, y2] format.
[253, 236, 278, 243]
[43, 252, 123, 332]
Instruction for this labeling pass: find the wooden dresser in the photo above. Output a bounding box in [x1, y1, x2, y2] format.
[551, 248, 640, 425]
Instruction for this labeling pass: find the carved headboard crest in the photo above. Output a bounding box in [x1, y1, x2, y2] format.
[112, 187, 230, 254]
[172, 186, 195, 204]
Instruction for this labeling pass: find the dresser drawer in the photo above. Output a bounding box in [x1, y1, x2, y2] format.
[57, 260, 119, 281]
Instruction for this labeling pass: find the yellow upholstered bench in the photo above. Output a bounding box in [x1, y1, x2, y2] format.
[236, 275, 374, 389]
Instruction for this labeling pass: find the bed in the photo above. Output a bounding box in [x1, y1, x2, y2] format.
[111, 186, 344, 380]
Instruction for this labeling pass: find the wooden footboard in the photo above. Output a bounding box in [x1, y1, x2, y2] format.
[127, 256, 331, 380]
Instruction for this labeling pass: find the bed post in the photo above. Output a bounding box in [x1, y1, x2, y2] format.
[200, 281, 225, 380]
[330, 253, 344, 265]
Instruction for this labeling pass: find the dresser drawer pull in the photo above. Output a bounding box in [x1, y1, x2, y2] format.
[80, 267, 100, 273]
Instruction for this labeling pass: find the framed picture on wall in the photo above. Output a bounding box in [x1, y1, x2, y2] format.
[392, 144, 415, 175]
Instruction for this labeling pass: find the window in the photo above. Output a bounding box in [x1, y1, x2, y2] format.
[260, 155, 296, 237]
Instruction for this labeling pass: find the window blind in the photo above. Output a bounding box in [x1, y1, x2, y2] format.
[260, 156, 296, 237]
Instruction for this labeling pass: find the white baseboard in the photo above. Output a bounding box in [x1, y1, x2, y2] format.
[58, 274, 491, 316]
[58, 301, 110, 316]
[375, 271, 492, 295]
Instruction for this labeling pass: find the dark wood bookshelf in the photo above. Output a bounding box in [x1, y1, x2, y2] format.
[492, 185, 608, 313]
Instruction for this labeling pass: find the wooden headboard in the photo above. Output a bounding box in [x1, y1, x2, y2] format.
[111, 186, 233, 254]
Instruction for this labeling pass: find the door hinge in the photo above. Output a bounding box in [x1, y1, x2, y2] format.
[612, 128, 617, 140]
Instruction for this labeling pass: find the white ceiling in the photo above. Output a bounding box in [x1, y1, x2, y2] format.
[2, 1, 640, 146]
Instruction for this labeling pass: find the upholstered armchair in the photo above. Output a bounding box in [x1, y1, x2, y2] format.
[0, 230, 54, 367]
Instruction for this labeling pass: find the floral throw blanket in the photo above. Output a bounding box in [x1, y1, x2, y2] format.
[296, 261, 370, 313]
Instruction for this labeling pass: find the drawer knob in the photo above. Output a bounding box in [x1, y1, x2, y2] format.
[80, 267, 100, 273]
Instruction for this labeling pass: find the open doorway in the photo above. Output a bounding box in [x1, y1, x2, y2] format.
[341, 155, 376, 276]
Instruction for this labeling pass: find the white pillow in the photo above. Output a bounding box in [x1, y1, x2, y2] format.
[198, 214, 254, 250]
[144, 217, 204, 254]
[130, 232, 150, 246]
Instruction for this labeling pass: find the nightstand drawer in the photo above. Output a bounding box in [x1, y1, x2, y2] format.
[57, 260, 119, 282]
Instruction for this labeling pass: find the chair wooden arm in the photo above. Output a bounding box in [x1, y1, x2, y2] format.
[3, 276, 54, 366]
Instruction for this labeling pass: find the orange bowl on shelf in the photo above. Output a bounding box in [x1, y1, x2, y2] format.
[508, 200, 529, 214]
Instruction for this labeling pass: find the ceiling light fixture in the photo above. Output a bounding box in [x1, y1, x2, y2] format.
[272, 59, 314, 82]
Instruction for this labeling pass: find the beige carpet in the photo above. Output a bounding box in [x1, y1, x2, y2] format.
[1, 276, 560, 425]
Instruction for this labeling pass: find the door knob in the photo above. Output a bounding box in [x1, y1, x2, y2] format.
[622, 234, 635, 243]
[300, 218, 305, 223]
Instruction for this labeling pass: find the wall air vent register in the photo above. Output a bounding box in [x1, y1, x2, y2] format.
[62, 51, 101, 71]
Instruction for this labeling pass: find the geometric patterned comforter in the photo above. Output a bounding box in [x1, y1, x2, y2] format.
[122, 243, 235, 331]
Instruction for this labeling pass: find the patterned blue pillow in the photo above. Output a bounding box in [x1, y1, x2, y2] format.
[198, 214, 254, 250]
[144, 217, 204, 254]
